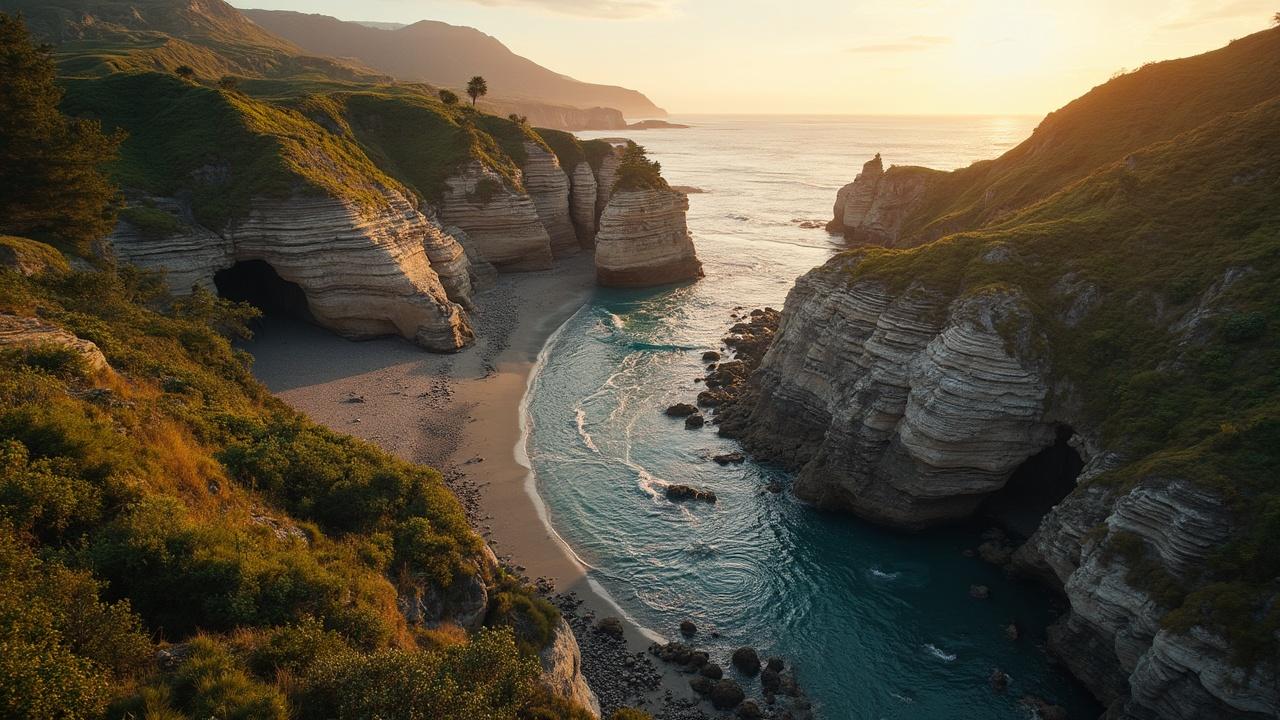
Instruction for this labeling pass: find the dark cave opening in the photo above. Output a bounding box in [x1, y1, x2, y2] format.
[213, 260, 314, 323]
[981, 425, 1084, 538]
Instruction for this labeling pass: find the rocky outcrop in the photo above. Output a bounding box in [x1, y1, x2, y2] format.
[732, 257, 1054, 527]
[568, 162, 598, 248]
[0, 314, 111, 375]
[594, 189, 702, 288]
[521, 142, 578, 257]
[0, 236, 70, 277]
[108, 197, 233, 294]
[444, 224, 498, 291]
[109, 192, 476, 352]
[1018, 481, 1279, 719]
[438, 161, 553, 272]
[539, 617, 601, 718]
[593, 150, 621, 226]
[827, 154, 929, 246]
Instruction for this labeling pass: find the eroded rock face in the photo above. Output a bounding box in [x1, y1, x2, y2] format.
[540, 617, 601, 718]
[444, 224, 498, 291]
[1019, 481, 1279, 719]
[593, 151, 621, 226]
[521, 142, 578, 257]
[108, 192, 476, 352]
[828, 154, 928, 246]
[568, 161, 599, 248]
[0, 314, 110, 374]
[228, 194, 473, 352]
[594, 189, 702, 288]
[741, 250, 1279, 719]
[734, 256, 1053, 527]
[439, 161, 553, 272]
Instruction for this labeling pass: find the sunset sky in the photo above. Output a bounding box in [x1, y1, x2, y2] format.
[229, 0, 1278, 115]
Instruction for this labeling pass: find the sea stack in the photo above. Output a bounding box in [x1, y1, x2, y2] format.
[595, 189, 702, 287]
[827, 153, 930, 246]
[593, 142, 702, 288]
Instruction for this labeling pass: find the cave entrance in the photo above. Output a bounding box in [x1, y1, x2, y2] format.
[213, 260, 314, 324]
[981, 425, 1083, 538]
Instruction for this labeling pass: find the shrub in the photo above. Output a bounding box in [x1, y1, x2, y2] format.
[1222, 311, 1266, 342]
[0, 439, 102, 540]
[483, 575, 560, 654]
[612, 142, 668, 192]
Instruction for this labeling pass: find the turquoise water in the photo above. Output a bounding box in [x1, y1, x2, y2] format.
[529, 116, 1101, 718]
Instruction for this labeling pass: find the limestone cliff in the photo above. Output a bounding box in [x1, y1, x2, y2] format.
[568, 161, 599, 248]
[827, 154, 930, 246]
[521, 142, 578, 258]
[594, 189, 702, 288]
[438, 161, 553, 272]
[593, 151, 621, 227]
[109, 191, 476, 352]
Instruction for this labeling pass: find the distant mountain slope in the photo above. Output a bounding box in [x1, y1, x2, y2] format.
[2, 0, 384, 80]
[243, 9, 667, 117]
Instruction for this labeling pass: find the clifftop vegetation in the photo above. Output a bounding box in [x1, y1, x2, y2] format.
[613, 142, 669, 192]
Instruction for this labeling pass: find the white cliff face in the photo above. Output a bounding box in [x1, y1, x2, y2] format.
[438, 161, 553, 272]
[521, 142, 578, 258]
[829, 154, 929, 246]
[593, 152, 621, 227]
[568, 161, 598, 249]
[539, 618, 601, 718]
[108, 191, 476, 352]
[594, 189, 702, 288]
[108, 196, 233, 294]
[738, 257, 1055, 527]
[743, 250, 1279, 719]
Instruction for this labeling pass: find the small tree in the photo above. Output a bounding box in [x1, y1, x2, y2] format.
[507, 113, 527, 125]
[175, 65, 195, 80]
[438, 88, 459, 105]
[1273, 11, 1279, 25]
[466, 76, 488, 106]
[0, 14, 122, 252]
[217, 75, 239, 91]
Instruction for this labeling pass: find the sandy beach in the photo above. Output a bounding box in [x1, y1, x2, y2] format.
[245, 254, 699, 714]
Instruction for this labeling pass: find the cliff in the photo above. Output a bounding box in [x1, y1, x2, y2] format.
[521, 141, 579, 257]
[438, 161, 554, 271]
[827, 154, 934, 246]
[734, 29, 1280, 720]
[595, 189, 702, 288]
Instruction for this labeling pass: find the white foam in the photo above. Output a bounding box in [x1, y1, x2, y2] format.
[924, 643, 956, 662]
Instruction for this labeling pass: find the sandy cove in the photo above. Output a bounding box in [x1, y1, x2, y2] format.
[244, 254, 707, 717]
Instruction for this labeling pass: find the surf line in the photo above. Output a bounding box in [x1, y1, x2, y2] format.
[516, 303, 667, 644]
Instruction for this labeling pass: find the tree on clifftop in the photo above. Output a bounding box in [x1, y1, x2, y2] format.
[438, 88, 459, 105]
[613, 142, 669, 192]
[466, 75, 488, 106]
[0, 13, 122, 253]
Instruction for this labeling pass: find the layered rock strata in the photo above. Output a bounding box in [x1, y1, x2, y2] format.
[438, 161, 553, 272]
[593, 150, 621, 226]
[827, 154, 928, 246]
[443, 224, 498, 291]
[0, 314, 111, 375]
[734, 250, 1278, 719]
[594, 189, 702, 288]
[568, 161, 599, 248]
[108, 192, 475, 352]
[521, 142, 579, 257]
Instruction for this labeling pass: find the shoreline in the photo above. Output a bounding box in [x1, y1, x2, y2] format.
[244, 254, 696, 715]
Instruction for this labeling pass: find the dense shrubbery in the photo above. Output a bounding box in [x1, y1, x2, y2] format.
[613, 142, 668, 192]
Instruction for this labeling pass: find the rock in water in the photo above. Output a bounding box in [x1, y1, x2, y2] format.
[665, 403, 699, 417]
[709, 679, 745, 709]
[684, 413, 706, 429]
[665, 484, 716, 503]
[679, 620, 698, 637]
[699, 662, 723, 680]
[594, 189, 703, 288]
[713, 452, 745, 465]
[731, 646, 761, 676]
[521, 141, 578, 257]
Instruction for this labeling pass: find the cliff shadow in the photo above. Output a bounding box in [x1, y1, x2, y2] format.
[980, 425, 1083, 538]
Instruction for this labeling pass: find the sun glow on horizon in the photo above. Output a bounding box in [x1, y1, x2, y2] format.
[231, 0, 1279, 117]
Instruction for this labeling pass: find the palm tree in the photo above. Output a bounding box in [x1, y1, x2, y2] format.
[438, 89, 459, 105]
[466, 76, 488, 107]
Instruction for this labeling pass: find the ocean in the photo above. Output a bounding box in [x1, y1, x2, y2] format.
[528, 115, 1103, 718]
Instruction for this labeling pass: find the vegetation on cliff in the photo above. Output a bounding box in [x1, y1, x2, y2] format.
[0, 17, 589, 717]
[832, 26, 1280, 665]
[612, 142, 669, 192]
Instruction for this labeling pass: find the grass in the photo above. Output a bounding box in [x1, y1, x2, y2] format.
[0, 235, 70, 273]
[535, 127, 586, 169]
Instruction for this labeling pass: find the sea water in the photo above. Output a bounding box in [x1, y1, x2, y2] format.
[529, 116, 1102, 718]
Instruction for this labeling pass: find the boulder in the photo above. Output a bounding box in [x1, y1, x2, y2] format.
[736, 700, 763, 719]
[594, 616, 624, 640]
[685, 413, 706, 429]
[702, 350, 721, 361]
[680, 620, 698, 637]
[713, 452, 746, 465]
[731, 646, 761, 676]
[699, 662, 723, 680]
[709, 679, 745, 710]
[665, 403, 699, 418]
[665, 484, 716, 503]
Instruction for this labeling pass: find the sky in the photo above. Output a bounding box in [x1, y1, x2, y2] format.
[227, 0, 1278, 115]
